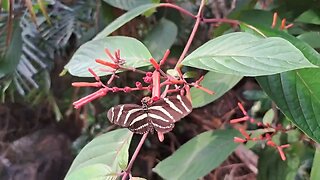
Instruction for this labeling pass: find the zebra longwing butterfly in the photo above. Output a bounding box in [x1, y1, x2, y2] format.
[107, 95, 192, 134]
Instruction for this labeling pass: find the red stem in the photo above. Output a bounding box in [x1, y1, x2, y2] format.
[122, 132, 149, 180]
[174, 0, 206, 76]
[158, 3, 196, 18]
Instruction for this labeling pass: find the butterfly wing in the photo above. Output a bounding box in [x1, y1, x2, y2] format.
[107, 104, 150, 134]
[152, 94, 192, 122]
[148, 95, 192, 133]
[107, 95, 192, 134]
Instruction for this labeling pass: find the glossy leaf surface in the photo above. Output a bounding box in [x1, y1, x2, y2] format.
[103, 0, 156, 10]
[153, 130, 239, 179]
[65, 36, 152, 77]
[182, 32, 316, 76]
[93, 4, 161, 40]
[190, 71, 242, 108]
[65, 129, 133, 178]
[256, 69, 320, 143]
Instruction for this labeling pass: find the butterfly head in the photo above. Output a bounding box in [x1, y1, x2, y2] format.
[141, 96, 153, 109]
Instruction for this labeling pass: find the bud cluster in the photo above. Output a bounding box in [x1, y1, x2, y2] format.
[231, 103, 292, 161]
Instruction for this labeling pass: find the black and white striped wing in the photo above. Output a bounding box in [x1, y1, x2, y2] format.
[107, 104, 150, 134]
[148, 95, 192, 132]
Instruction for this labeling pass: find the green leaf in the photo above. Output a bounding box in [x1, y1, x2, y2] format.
[143, 18, 177, 60]
[190, 71, 242, 108]
[295, 9, 320, 25]
[0, 22, 22, 78]
[182, 32, 316, 76]
[262, 109, 275, 125]
[243, 90, 268, 101]
[66, 129, 133, 177]
[64, 36, 152, 77]
[237, 9, 281, 28]
[93, 3, 161, 40]
[241, 23, 320, 143]
[103, 0, 156, 10]
[297, 32, 320, 49]
[311, 148, 320, 180]
[66, 164, 116, 180]
[240, 23, 320, 66]
[153, 129, 239, 180]
[256, 68, 320, 143]
[1, 0, 9, 11]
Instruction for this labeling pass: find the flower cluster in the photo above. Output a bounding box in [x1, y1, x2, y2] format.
[272, 12, 294, 30]
[231, 103, 291, 161]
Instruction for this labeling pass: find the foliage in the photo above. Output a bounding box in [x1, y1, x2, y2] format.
[64, 36, 152, 77]
[2, 0, 320, 179]
[153, 130, 240, 179]
[0, 0, 96, 95]
[64, 0, 320, 179]
[65, 129, 133, 180]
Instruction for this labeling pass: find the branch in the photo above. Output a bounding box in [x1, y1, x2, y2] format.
[121, 132, 149, 180]
[174, 0, 206, 77]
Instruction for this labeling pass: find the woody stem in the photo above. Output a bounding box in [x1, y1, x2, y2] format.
[122, 132, 149, 180]
[174, 0, 206, 77]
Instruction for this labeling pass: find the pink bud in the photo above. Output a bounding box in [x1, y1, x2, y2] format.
[238, 102, 248, 116]
[135, 82, 142, 89]
[146, 72, 153, 77]
[150, 58, 160, 70]
[123, 86, 132, 93]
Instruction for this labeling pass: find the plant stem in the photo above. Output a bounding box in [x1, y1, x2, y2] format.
[174, 0, 206, 76]
[159, 3, 196, 18]
[159, 3, 239, 26]
[122, 132, 149, 180]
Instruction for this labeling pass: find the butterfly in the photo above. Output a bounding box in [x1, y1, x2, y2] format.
[107, 95, 192, 134]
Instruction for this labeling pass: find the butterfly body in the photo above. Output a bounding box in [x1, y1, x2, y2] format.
[107, 95, 192, 134]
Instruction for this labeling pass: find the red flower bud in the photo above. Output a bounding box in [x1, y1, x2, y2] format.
[230, 116, 249, 124]
[146, 72, 153, 77]
[135, 82, 142, 89]
[73, 88, 108, 109]
[88, 68, 100, 81]
[72, 82, 101, 87]
[267, 140, 276, 147]
[277, 146, 287, 161]
[160, 49, 170, 66]
[272, 12, 277, 28]
[234, 137, 247, 143]
[143, 77, 152, 83]
[280, 18, 286, 30]
[149, 58, 160, 70]
[123, 86, 132, 93]
[96, 59, 119, 69]
[105, 48, 116, 62]
[238, 102, 247, 116]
